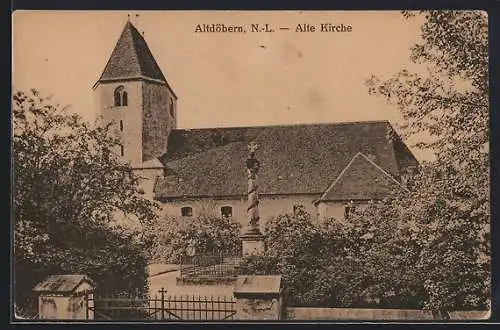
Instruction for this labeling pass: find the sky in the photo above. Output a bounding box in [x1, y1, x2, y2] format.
[13, 11, 432, 160]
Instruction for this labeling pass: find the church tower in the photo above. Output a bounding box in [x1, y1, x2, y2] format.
[93, 21, 177, 166]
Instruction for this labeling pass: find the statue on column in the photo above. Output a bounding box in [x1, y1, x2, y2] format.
[245, 142, 261, 234]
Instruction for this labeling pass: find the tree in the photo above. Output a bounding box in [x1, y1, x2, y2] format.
[13, 89, 158, 310]
[239, 206, 342, 307]
[147, 210, 241, 264]
[362, 10, 489, 310]
[240, 12, 489, 311]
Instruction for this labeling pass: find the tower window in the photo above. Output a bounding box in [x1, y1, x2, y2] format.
[181, 206, 193, 217]
[114, 86, 128, 107]
[119, 120, 123, 132]
[221, 206, 232, 219]
[122, 91, 128, 106]
[114, 91, 121, 107]
[120, 145, 124, 157]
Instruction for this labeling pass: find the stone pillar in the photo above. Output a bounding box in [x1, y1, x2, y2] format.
[241, 142, 265, 256]
[233, 275, 282, 320]
[33, 275, 96, 320]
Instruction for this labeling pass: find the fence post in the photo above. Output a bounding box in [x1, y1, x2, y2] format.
[84, 291, 89, 320]
[180, 255, 183, 277]
[154, 294, 158, 320]
[160, 287, 165, 320]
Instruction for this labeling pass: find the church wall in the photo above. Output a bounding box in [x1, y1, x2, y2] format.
[317, 202, 345, 220]
[141, 82, 176, 162]
[317, 201, 371, 221]
[94, 81, 144, 165]
[158, 195, 320, 232]
[132, 167, 164, 201]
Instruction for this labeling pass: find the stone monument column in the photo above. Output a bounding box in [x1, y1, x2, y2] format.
[240, 142, 265, 256]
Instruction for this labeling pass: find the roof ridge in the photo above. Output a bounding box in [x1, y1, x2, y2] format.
[357, 152, 408, 191]
[173, 120, 392, 132]
[318, 151, 407, 202]
[319, 152, 363, 201]
[128, 22, 144, 75]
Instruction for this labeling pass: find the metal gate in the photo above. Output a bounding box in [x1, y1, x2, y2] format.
[86, 288, 236, 321]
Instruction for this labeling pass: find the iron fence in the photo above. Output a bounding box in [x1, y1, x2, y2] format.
[87, 288, 236, 321]
[180, 252, 242, 278]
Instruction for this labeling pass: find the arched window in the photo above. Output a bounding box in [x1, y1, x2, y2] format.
[113, 86, 127, 107]
[120, 145, 124, 157]
[169, 98, 174, 118]
[114, 90, 121, 106]
[119, 120, 123, 132]
[221, 206, 232, 219]
[181, 206, 193, 217]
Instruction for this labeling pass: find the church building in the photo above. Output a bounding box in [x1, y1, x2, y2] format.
[93, 21, 419, 230]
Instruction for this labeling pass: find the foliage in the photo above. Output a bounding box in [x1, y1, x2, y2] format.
[241, 195, 488, 310]
[147, 211, 241, 263]
[367, 11, 488, 159]
[13, 89, 158, 310]
[239, 207, 339, 307]
[362, 10, 490, 310]
[338, 165, 489, 310]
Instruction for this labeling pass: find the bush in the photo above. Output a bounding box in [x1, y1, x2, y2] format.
[147, 212, 241, 263]
[238, 206, 339, 307]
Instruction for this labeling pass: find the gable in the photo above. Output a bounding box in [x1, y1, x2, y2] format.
[154, 121, 416, 199]
[319, 152, 404, 201]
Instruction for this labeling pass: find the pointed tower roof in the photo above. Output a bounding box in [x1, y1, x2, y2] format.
[94, 21, 171, 89]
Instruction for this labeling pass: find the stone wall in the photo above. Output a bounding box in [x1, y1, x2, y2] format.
[285, 307, 490, 321]
[236, 297, 281, 320]
[141, 81, 176, 162]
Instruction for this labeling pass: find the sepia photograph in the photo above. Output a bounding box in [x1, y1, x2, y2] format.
[12, 10, 490, 322]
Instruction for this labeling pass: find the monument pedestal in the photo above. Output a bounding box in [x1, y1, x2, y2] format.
[240, 226, 265, 256]
[233, 275, 282, 320]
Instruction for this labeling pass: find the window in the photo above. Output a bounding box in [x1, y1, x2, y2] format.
[293, 204, 305, 215]
[122, 91, 128, 106]
[344, 205, 356, 219]
[114, 86, 128, 107]
[169, 98, 174, 118]
[119, 120, 123, 132]
[114, 91, 121, 106]
[120, 145, 124, 157]
[181, 206, 193, 217]
[221, 206, 232, 219]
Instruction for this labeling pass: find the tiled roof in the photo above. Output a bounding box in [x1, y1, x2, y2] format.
[318, 152, 405, 202]
[96, 21, 167, 85]
[154, 121, 418, 199]
[33, 275, 95, 293]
